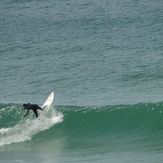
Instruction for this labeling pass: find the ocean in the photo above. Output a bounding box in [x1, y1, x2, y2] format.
[0, 0, 163, 162]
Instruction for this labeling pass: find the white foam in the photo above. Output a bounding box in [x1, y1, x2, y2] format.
[0, 110, 63, 146]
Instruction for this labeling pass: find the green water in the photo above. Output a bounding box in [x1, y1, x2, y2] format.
[1, 103, 163, 162]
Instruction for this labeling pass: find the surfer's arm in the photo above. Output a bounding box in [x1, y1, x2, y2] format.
[24, 109, 29, 117]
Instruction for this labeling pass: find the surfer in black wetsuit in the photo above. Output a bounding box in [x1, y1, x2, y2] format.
[23, 103, 43, 118]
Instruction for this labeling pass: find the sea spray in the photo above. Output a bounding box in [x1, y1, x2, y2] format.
[0, 105, 63, 146]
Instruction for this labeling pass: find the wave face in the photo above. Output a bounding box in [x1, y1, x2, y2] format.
[1, 103, 163, 146]
[56, 103, 163, 148]
[1, 103, 163, 163]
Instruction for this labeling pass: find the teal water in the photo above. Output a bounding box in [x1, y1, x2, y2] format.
[0, 0, 163, 162]
[1, 103, 163, 163]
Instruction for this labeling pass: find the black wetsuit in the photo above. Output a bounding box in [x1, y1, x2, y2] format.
[23, 103, 43, 118]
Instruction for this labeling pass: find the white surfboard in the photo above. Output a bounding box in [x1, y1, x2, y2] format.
[42, 92, 54, 111]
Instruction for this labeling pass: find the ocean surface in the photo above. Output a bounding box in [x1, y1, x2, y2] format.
[0, 0, 163, 162]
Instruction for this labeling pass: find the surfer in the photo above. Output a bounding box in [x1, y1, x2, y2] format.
[23, 103, 43, 118]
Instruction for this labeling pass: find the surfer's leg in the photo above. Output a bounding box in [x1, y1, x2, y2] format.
[35, 105, 43, 110]
[38, 106, 43, 110]
[33, 109, 38, 118]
